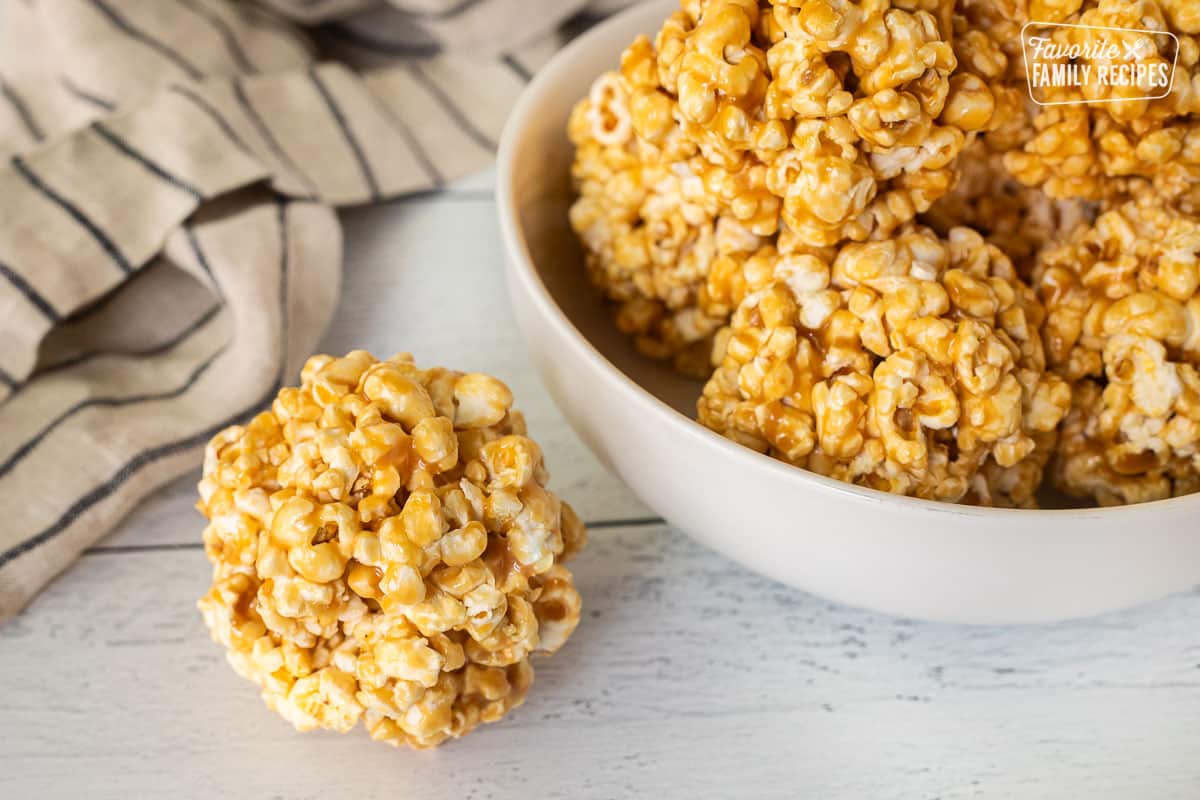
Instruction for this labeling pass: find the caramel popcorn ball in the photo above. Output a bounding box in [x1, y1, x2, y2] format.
[197, 351, 585, 748]
[698, 225, 1071, 505]
[996, 0, 1200, 207]
[568, 0, 1000, 372]
[568, 86, 752, 376]
[1035, 195, 1200, 504]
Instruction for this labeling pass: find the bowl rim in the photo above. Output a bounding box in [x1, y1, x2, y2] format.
[494, 0, 1200, 522]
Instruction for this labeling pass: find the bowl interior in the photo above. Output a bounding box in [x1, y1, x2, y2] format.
[508, 1, 703, 422]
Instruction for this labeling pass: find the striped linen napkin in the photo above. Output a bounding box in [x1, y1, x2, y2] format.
[0, 0, 630, 621]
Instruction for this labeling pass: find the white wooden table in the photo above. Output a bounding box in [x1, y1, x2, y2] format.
[3, 172, 1199, 799]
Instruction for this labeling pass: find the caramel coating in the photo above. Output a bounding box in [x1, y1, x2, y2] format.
[197, 352, 585, 748]
[568, 0, 999, 372]
[697, 225, 1070, 505]
[1035, 196, 1200, 504]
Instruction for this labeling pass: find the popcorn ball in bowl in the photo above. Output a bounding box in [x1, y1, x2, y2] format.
[697, 225, 1071, 506]
[1035, 195, 1200, 505]
[561, 0, 1200, 513]
[567, 0, 1001, 373]
[197, 351, 585, 749]
[499, 0, 1200, 622]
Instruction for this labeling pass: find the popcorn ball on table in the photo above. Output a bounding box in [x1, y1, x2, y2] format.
[568, 0, 1001, 374]
[197, 351, 585, 749]
[1035, 195, 1200, 505]
[697, 225, 1071, 506]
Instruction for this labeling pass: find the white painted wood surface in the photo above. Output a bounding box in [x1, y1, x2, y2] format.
[3, 173, 1199, 799]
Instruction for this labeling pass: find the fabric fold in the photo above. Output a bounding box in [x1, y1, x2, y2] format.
[0, 0, 628, 620]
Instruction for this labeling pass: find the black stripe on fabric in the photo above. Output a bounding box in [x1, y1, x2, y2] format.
[0, 195, 291, 580]
[166, 83, 251, 155]
[36, 302, 222, 377]
[92, 121, 204, 201]
[11, 155, 134, 275]
[88, 0, 203, 81]
[184, 226, 223, 299]
[276, 198, 289, 383]
[501, 53, 532, 83]
[172, 0, 254, 74]
[0, 366, 15, 389]
[0, 76, 45, 141]
[362, 91, 443, 187]
[0, 262, 61, 323]
[393, 0, 483, 20]
[316, 24, 441, 58]
[561, 10, 607, 42]
[0, 374, 275, 571]
[240, 2, 317, 59]
[406, 64, 496, 152]
[60, 76, 117, 111]
[173, 0, 256, 74]
[231, 78, 318, 198]
[0, 335, 228, 482]
[308, 67, 381, 201]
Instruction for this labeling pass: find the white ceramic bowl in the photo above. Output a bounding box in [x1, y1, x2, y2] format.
[496, 0, 1200, 624]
